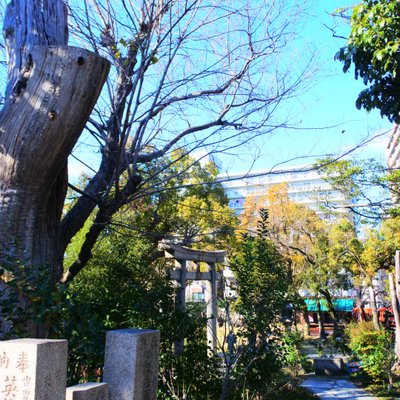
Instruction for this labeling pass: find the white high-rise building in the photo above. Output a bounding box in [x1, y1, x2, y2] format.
[218, 165, 349, 216]
[387, 125, 400, 170]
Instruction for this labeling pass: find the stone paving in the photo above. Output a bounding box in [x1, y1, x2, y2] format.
[301, 375, 378, 400]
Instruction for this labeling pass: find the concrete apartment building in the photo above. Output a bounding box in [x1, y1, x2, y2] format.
[218, 165, 349, 216]
[386, 124, 400, 204]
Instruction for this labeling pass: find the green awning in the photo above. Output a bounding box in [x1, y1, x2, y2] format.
[304, 298, 354, 312]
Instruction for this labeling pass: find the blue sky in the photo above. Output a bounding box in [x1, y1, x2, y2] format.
[216, 0, 393, 175]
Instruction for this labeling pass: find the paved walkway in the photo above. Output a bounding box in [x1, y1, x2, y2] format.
[301, 375, 378, 400]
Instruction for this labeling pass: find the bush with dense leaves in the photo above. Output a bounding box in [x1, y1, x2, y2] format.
[345, 321, 395, 384]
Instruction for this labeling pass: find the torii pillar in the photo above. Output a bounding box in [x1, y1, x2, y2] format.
[158, 241, 225, 354]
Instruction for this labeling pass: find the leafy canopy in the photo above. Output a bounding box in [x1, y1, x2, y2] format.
[336, 0, 400, 122]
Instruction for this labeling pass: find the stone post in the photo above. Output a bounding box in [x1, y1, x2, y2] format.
[0, 338, 68, 400]
[103, 329, 160, 400]
[66, 382, 109, 400]
[205, 262, 218, 353]
[174, 259, 186, 355]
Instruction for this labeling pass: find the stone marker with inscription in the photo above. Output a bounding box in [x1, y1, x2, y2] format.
[103, 329, 160, 400]
[0, 338, 68, 400]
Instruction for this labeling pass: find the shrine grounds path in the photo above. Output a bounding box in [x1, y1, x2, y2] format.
[300, 340, 377, 399]
[301, 375, 378, 400]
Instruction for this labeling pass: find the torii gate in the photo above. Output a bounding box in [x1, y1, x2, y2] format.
[158, 240, 226, 354]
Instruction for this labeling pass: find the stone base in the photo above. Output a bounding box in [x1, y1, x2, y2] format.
[313, 358, 345, 375]
[66, 382, 108, 399]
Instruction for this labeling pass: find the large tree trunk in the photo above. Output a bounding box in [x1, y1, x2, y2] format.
[316, 298, 326, 340]
[319, 289, 340, 339]
[0, 1, 109, 294]
[389, 251, 400, 360]
[389, 273, 400, 359]
[368, 285, 380, 330]
[303, 308, 311, 336]
[355, 287, 367, 322]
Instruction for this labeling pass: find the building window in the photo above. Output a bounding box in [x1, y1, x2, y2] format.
[192, 292, 205, 302]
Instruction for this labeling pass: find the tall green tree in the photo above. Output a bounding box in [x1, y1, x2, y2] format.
[67, 151, 237, 252]
[226, 209, 290, 399]
[328, 219, 384, 329]
[263, 184, 349, 338]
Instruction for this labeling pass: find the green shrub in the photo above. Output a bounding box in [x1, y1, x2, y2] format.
[226, 210, 294, 398]
[345, 321, 375, 341]
[0, 265, 106, 384]
[345, 321, 395, 384]
[279, 329, 309, 380]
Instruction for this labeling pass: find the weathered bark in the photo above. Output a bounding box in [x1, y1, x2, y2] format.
[3, 0, 69, 96]
[0, 46, 109, 276]
[0, 1, 109, 284]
